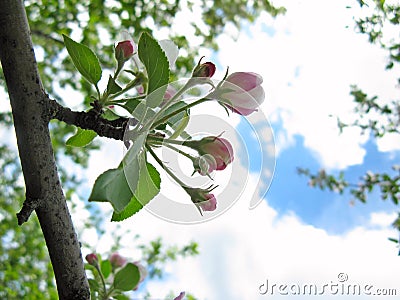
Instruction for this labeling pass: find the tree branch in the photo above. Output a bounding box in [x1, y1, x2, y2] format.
[47, 99, 128, 140]
[0, 1, 90, 299]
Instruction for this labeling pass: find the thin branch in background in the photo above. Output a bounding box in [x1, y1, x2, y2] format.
[31, 29, 64, 45]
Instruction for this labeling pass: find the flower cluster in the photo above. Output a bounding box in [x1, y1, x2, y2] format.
[112, 38, 264, 213]
[64, 31, 265, 218]
[85, 252, 149, 298]
[144, 59, 264, 213]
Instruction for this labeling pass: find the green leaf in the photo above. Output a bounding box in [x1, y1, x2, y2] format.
[113, 295, 130, 300]
[102, 107, 120, 121]
[62, 34, 102, 85]
[88, 279, 100, 293]
[112, 157, 161, 222]
[169, 110, 189, 139]
[134, 157, 161, 203]
[101, 260, 112, 279]
[106, 75, 122, 95]
[119, 98, 141, 114]
[138, 32, 170, 107]
[66, 128, 97, 147]
[88, 166, 137, 213]
[111, 196, 143, 222]
[161, 101, 190, 139]
[113, 263, 140, 291]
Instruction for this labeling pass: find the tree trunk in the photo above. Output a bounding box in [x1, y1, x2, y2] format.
[0, 1, 90, 299]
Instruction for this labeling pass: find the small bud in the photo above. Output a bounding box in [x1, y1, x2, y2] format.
[192, 57, 216, 78]
[184, 186, 218, 212]
[184, 136, 234, 171]
[115, 40, 135, 63]
[198, 194, 217, 211]
[85, 253, 98, 266]
[174, 291, 186, 300]
[215, 72, 264, 116]
[109, 253, 127, 268]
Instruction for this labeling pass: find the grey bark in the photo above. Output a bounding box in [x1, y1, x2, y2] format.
[0, 1, 90, 299]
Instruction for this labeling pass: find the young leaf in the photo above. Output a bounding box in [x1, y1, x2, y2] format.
[160, 101, 191, 139]
[111, 197, 143, 222]
[134, 157, 161, 204]
[88, 166, 137, 213]
[106, 75, 122, 95]
[169, 110, 189, 140]
[117, 98, 141, 114]
[63, 34, 102, 85]
[102, 107, 121, 121]
[101, 260, 112, 279]
[113, 263, 140, 291]
[112, 159, 161, 222]
[66, 128, 97, 147]
[88, 279, 100, 293]
[138, 32, 170, 107]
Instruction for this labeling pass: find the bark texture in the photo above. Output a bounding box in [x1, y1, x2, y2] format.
[0, 1, 90, 299]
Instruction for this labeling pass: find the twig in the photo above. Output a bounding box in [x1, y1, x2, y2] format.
[16, 196, 42, 225]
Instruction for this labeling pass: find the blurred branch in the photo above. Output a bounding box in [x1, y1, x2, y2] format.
[297, 166, 400, 205]
[31, 29, 63, 45]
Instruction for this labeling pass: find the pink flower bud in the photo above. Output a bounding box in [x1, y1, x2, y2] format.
[192, 58, 216, 78]
[174, 291, 186, 300]
[160, 85, 177, 107]
[85, 253, 98, 266]
[186, 137, 233, 171]
[198, 194, 217, 211]
[195, 154, 218, 176]
[184, 186, 218, 212]
[115, 40, 135, 62]
[109, 253, 127, 268]
[218, 72, 265, 116]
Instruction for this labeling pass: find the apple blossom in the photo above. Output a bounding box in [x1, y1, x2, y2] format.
[194, 154, 218, 176]
[115, 40, 135, 63]
[198, 194, 217, 211]
[185, 136, 233, 171]
[192, 58, 216, 78]
[184, 186, 218, 212]
[174, 291, 186, 300]
[218, 72, 265, 116]
[160, 85, 177, 107]
[85, 253, 98, 266]
[109, 252, 127, 268]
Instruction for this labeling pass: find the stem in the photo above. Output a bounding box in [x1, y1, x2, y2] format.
[151, 97, 209, 129]
[95, 84, 101, 101]
[104, 94, 145, 105]
[95, 265, 107, 299]
[113, 63, 122, 79]
[142, 78, 199, 131]
[164, 143, 196, 161]
[107, 77, 142, 101]
[146, 144, 188, 188]
[147, 135, 187, 146]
